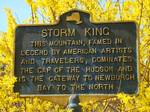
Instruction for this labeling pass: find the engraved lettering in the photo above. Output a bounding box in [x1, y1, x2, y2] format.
[84, 27, 110, 36]
[20, 50, 48, 56]
[88, 83, 114, 90]
[41, 28, 75, 37]
[20, 67, 33, 74]
[21, 58, 35, 65]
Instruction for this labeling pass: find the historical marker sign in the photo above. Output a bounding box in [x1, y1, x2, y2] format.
[14, 10, 138, 95]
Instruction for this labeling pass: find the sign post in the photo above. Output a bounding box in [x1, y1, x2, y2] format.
[14, 10, 138, 106]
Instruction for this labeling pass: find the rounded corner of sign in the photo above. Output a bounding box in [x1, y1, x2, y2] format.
[15, 25, 21, 32]
[135, 81, 140, 95]
[131, 21, 138, 26]
[130, 21, 138, 33]
[132, 21, 138, 30]
[131, 86, 139, 95]
[134, 88, 139, 94]
[130, 88, 139, 95]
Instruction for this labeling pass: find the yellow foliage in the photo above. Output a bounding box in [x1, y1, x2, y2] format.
[0, 0, 150, 111]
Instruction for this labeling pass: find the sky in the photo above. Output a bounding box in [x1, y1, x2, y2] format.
[0, 0, 106, 32]
[0, 0, 30, 32]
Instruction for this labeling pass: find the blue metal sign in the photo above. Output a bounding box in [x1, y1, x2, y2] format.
[14, 10, 138, 95]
